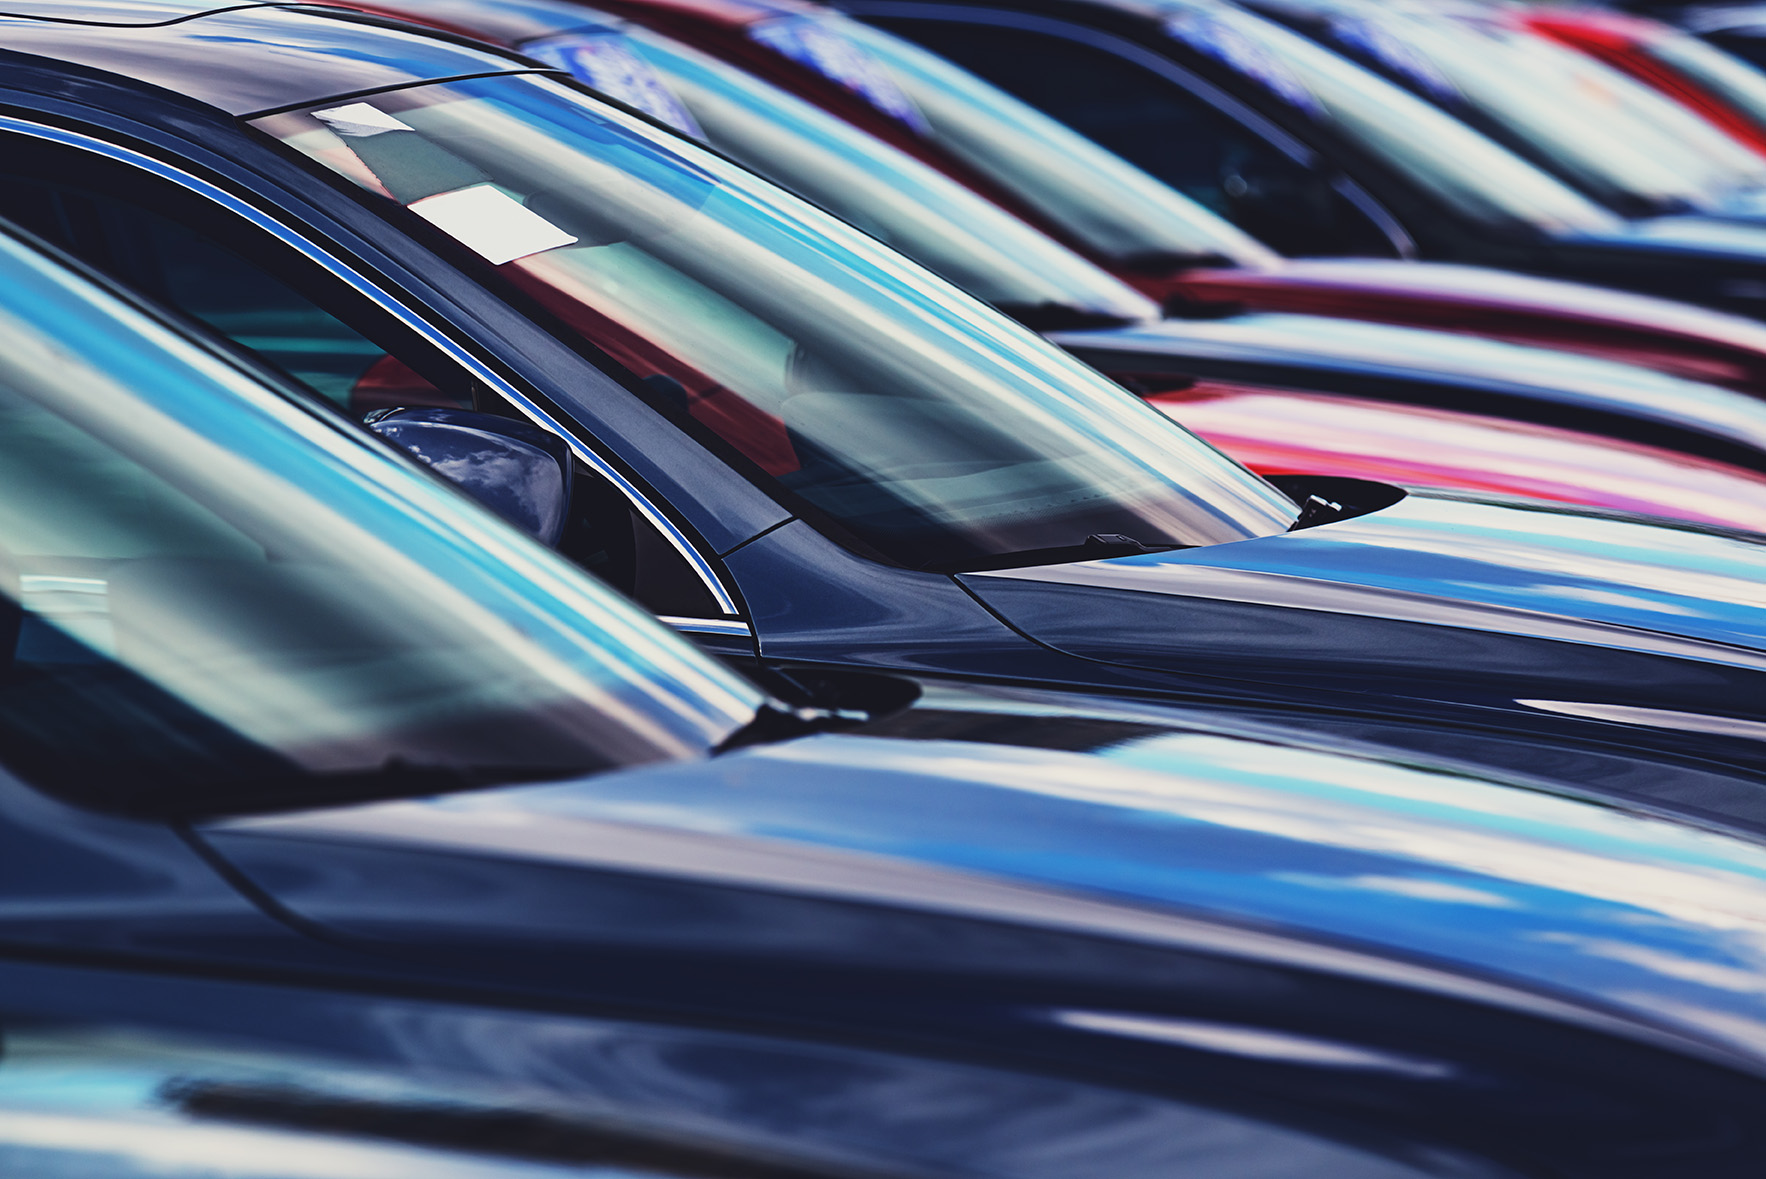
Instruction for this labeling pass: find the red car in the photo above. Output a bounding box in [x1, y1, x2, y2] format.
[1524, 7, 1766, 164]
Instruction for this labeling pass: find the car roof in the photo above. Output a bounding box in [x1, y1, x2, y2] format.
[343, 0, 622, 45]
[0, 1, 538, 116]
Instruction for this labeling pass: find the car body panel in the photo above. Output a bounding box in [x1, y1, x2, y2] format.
[0, 2, 532, 116]
[203, 711, 1766, 1069]
[1153, 382, 1766, 531]
[960, 490, 1766, 719]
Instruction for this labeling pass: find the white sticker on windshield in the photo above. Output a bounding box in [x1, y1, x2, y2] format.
[407, 184, 578, 265]
[311, 102, 414, 138]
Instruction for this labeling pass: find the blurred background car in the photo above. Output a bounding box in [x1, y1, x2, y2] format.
[837, 0, 1766, 315]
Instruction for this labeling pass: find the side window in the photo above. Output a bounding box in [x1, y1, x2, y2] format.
[0, 136, 723, 619]
[874, 19, 1397, 256]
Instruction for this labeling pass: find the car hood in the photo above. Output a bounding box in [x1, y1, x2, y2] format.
[1152, 383, 1766, 532]
[1571, 213, 1766, 262]
[1167, 259, 1766, 390]
[1050, 314, 1766, 465]
[204, 690, 1766, 1069]
[959, 490, 1766, 728]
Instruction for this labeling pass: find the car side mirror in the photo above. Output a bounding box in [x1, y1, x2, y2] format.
[366, 407, 574, 546]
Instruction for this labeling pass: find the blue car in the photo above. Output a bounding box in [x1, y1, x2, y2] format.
[10, 1, 1766, 833]
[13, 197, 1766, 1175]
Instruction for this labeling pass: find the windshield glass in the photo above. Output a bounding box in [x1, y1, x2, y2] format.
[1646, 27, 1766, 134]
[256, 75, 1297, 570]
[1174, 3, 1618, 234]
[1343, 10, 1766, 215]
[0, 228, 760, 813]
[755, 12, 1281, 269]
[524, 28, 1159, 324]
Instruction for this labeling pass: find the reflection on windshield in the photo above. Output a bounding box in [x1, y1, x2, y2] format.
[258, 76, 1298, 570]
[0, 228, 759, 812]
[766, 12, 1281, 269]
[1338, 10, 1766, 215]
[526, 27, 1159, 324]
[1182, 2, 1618, 234]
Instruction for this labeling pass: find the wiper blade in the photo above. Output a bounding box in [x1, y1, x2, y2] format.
[928, 534, 1183, 574]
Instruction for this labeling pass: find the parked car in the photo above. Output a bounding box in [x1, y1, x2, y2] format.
[1524, 5, 1766, 163]
[1236, 0, 1766, 223]
[323, 0, 1766, 526]
[837, 0, 1766, 317]
[15, 1, 1766, 809]
[557, 0, 1766, 400]
[10, 191, 1766, 1178]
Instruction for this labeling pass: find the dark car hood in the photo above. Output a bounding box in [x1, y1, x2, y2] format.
[1172, 259, 1766, 387]
[1049, 314, 1766, 464]
[204, 691, 1766, 1069]
[1570, 214, 1766, 265]
[959, 490, 1766, 728]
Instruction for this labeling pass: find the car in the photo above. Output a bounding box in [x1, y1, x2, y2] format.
[554, 0, 1766, 400]
[1235, 0, 1766, 224]
[12, 192, 1766, 1178]
[1524, 5, 1766, 165]
[15, 1, 1766, 812]
[834, 0, 1766, 318]
[323, 0, 1766, 527]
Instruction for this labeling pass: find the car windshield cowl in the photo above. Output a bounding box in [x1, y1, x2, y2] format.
[256, 74, 1299, 571]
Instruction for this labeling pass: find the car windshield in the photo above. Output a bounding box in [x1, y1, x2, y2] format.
[523, 27, 1160, 325]
[1644, 26, 1766, 137]
[256, 75, 1298, 570]
[1334, 8, 1766, 215]
[1166, 2, 1618, 235]
[749, 11, 1282, 269]
[0, 225, 760, 814]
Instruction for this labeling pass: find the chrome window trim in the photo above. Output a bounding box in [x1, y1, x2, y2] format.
[0, 112, 741, 616]
[660, 615, 753, 637]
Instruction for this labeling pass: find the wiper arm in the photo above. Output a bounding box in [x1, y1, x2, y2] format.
[928, 534, 1183, 574]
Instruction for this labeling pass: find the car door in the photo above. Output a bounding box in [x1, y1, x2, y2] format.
[0, 122, 750, 640]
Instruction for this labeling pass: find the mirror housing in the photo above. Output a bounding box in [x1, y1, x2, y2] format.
[366, 408, 574, 546]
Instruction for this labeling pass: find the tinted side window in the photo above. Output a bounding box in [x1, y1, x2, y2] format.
[873, 19, 1397, 256]
[0, 140, 721, 619]
[2, 175, 468, 416]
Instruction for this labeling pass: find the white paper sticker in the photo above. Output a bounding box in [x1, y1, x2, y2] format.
[407, 184, 579, 266]
[310, 102, 414, 138]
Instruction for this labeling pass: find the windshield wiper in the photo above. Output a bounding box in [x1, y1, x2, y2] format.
[928, 533, 1182, 574]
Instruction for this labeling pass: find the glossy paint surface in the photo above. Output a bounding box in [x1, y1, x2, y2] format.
[962, 491, 1766, 723]
[1155, 382, 1766, 531]
[1170, 257, 1766, 391]
[0, 3, 532, 116]
[218, 706, 1766, 1065]
[1056, 312, 1766, 465]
